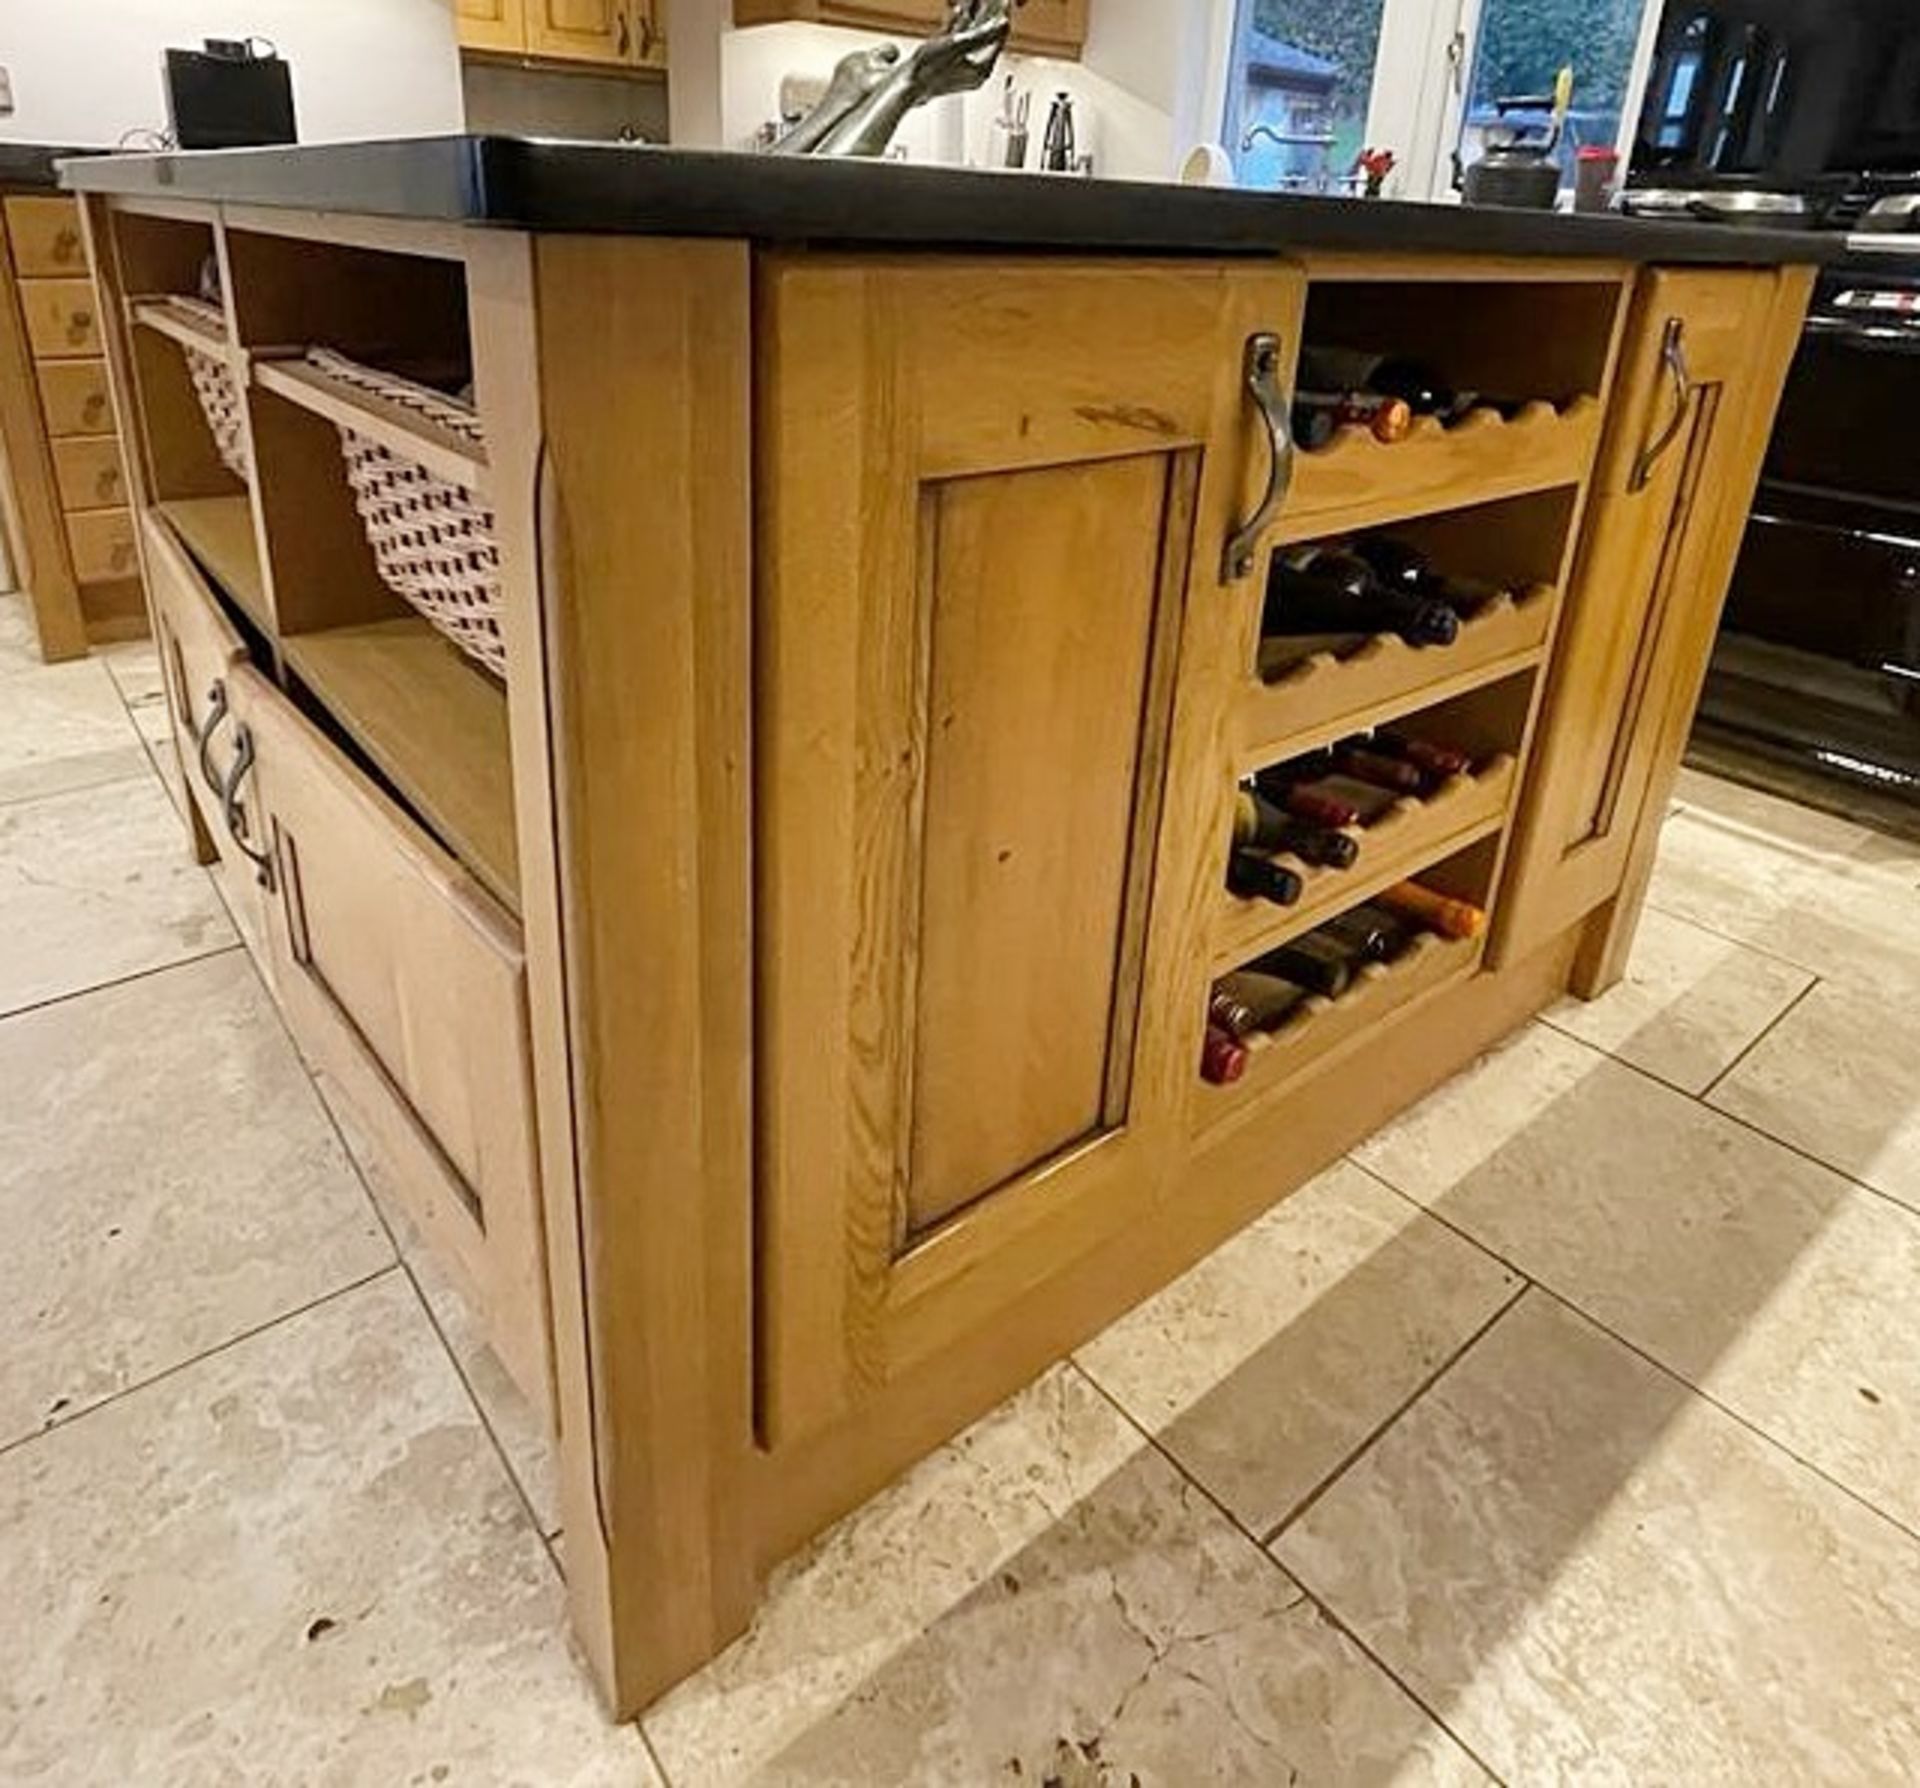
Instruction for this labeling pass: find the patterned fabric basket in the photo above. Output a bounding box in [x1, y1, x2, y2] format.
[168, 296, 251, 482]
[307, 349, 505, 680]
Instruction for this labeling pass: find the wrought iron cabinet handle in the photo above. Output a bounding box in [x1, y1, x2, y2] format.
[1630, 317, 1692, 493]
[1221, 331, 1295, 584]
[218, 724, 276, 891]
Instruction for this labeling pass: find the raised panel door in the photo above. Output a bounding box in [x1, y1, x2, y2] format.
[756, 253, 1304, 1443]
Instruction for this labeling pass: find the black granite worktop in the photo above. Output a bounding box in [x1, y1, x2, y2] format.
[61, 135, 1839, 265]
[1, 143, 103, 191]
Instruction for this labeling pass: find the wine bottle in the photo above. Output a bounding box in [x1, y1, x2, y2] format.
[1251, 765, 1363, 831]
[1373, 730, 1475, 781]
[1266, 546, 1461, 649]
[1351, 536, 1502, 617]
[1226, 850, 1304, 907]
[1292, 389, 1413, 444]
[1201, 1024, 1249, 1086]
[1296, 347, 1456, 417]
[1209, 986, 1258, 1039]
[1375, 881, 1487, 940]
[1288, 403, 1338, 452]
[1240, 796, 1360, 869]
[1330, 746, 1425, 796]
[1319, 903, 1413, 964]
[1254, 933, 1352, 999]
[1216, 970, 1311, 1031]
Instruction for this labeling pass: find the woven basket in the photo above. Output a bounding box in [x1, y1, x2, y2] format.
[308, 349, 505, 680]
[168, 296, 251, 482]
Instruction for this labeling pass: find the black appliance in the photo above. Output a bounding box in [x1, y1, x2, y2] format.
[164, 40, 296, 151]
[1619, 3, 1920, 807]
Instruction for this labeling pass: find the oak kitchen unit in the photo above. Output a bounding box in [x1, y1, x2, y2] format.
[64, 137, 1824, 1719]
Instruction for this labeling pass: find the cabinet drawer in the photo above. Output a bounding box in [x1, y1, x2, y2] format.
[143, 508, 245, 736]
[66, 507, 138, 584]
[52, 436, 125, 513]
[21, 277, 101, 359]
[37, 357, 115, 437]
[6, 196, 88, 277]
[243, 673, 550, 1400]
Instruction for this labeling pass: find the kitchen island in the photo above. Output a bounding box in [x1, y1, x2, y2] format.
[65, 138, 1826, 1717]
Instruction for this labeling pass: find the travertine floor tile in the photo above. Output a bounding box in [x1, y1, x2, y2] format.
[1711, 976, 1920, 1211]
[0, 592, 45, 676]
[1674, 765, 1880, 864]
[1359, 1024, 1920, 1536]
[646, 1365, 1489, 1786]
[1277, 1292, 1920, 1785]
[0, 656, 149, 806]
[1542, 904, 1814, 1093]
[101, 638, 176, 746]
[0, 775, 233, 1015]
[315, 1066, 562, 1537]
[0, 952, 391, 1447]
[1078, 1160, 1519, 1538]
[0, 1273, 650, 1787]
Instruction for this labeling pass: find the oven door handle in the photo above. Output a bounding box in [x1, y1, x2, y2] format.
[1630, 317, 1692, 493]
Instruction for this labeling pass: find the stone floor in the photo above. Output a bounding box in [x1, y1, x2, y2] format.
[5, 593, 1920, 1784]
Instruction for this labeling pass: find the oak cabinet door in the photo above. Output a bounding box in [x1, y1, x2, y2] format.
[756, 254, 1304, 1443]
[456, 0, 528, 52]
[1500, 268, 1800, 960]
[526, 0, 629, 63]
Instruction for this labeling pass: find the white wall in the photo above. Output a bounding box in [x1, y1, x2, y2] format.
[686, 0, 1222, 181]
[0, 0, 464, 147]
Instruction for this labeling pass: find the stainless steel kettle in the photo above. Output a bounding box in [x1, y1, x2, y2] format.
[1459, 93, 1562, 210]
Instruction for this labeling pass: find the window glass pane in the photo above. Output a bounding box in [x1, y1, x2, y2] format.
[1459, 0, 1648, 192]
[1223, 0, 1389, 193]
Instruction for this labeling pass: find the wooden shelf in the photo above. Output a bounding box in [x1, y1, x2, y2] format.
[255, 355, 487, 489]
[154, 495, 269, 633]
[130, 294, 234, 361]
[1281, 399, 1601, 542]
[1196, 930, 1485, 1129]
[282, 617, 519, 915]
[1243, 584, 1555, 769]
[1213, 752, 1516, 974]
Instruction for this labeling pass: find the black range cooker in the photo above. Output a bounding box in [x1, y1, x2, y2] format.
[1621, 1, 1920, 809]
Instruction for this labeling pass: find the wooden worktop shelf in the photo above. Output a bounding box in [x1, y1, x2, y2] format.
[1247, 582, 1555, 764]
[282, 616, 519, 915]
[1197, 928, 1485, 1128]
[1214, 750, 1516, 972]
[1282, 399, 1600, 541]
[153, 495, 269, 633]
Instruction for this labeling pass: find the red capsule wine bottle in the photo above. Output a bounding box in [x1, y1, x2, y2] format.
[1373, 729, 1475, 781]
[1201, 1024, 1250, 1085]
[1330, 745, 1425, 795]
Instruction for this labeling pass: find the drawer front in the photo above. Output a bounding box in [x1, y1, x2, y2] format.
[22, 277, 101, 359]
[37, 358, 116, 437]
[1009, 0, 1084, 53]
[142, 509, 245, 737]
[242, 671, 549, 1395]
[66, 507, 138, 584]
[5, 196, 88, 277]
[52, 436, 126, 513]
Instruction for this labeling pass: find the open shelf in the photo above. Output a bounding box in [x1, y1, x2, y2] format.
[1214, 751, 1515, 972]
[282, 617, 519, 916]
[1281, 400, 1600, 541]
[154, 495, 268, 633]
[1246, 582, 1555, 764]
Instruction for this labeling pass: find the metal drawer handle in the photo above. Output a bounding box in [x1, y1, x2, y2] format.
[218, 723, 276, 890]
[1221, 330, 1294, 584]
[194, 679, 231, 794]
[1630, 317, 1691, 492]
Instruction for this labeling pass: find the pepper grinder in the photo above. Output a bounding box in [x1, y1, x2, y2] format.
[1041, 91, 1076, 173]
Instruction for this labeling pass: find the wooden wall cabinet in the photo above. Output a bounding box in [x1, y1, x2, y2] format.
[1499, 266, 1813, 975]
[755, 254, 1302, 1444]
[731, 0, 1088, 60]
[459, 0, 667, 69]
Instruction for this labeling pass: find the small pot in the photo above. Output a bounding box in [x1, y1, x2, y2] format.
[1463, 147, 1560, 210]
